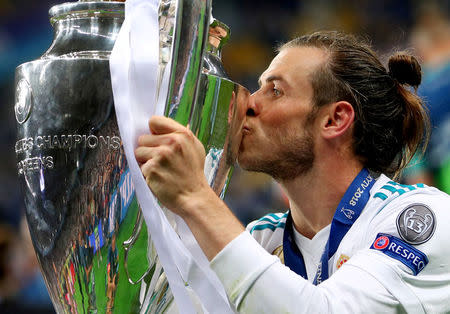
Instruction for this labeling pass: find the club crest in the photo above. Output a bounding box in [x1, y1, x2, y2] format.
[336, 254, 350, 269]
[272, 245, 285, 264]
[396, 203, 436, 245]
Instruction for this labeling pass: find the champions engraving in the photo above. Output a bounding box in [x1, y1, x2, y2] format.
[15, 134, 121, 153]
[16, 135, 121, 175]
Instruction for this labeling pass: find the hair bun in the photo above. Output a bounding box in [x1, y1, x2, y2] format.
[388, 53, 422, 88]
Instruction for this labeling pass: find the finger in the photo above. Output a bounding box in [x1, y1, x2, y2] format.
[140, 159, 156, 181]
[149, 116, 186, 135]
[134, 146, 156, 163]
[137, 133, 175, 147]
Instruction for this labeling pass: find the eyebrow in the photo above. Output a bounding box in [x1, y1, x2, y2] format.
[258, 75, 284, 87]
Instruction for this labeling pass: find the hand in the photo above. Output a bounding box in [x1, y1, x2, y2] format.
[135, 116, 210, 216]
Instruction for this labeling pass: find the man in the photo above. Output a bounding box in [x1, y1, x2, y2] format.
[135, 31, 450, 313]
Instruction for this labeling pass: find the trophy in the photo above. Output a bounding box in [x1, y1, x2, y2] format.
[14, 0, 249, 313]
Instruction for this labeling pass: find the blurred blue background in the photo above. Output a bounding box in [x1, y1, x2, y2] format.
[0, 0, 449, 312]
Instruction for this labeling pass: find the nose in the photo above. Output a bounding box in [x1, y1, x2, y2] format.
[246, 92, 259, 117]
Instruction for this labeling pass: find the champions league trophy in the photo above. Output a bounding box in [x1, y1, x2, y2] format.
[14, 0, 249, 312]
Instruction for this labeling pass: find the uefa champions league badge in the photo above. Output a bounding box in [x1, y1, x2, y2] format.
[396, 203, 436, 245]
[15, 78, 33, 124]
[370, 233, 428, 275]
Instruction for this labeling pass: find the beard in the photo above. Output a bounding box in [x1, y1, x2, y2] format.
[238, 127, 315, 181]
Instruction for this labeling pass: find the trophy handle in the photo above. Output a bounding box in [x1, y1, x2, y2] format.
[122, 210, 154, 285]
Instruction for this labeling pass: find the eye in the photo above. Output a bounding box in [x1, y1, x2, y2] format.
[272, 88, 281, 97]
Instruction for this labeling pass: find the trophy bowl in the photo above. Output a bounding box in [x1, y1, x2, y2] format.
[14, 0, 248, 312]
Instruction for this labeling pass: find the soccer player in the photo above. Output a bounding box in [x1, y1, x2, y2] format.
[135, 31, 450, 313]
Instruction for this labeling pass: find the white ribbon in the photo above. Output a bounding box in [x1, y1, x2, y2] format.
[109, 0, 233, 313]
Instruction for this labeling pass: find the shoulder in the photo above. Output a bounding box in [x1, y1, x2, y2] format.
[246, 212, 288, 253]
[368, 175, 450, 230]
[339, 177, 450, 311]
[362, 175, 450, 276]
[247, 212, 288, 233]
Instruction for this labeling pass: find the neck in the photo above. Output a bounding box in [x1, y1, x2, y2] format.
[279, 157, 363, 239]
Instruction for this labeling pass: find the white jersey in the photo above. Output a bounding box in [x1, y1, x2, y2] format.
[210, 174, 450, 313]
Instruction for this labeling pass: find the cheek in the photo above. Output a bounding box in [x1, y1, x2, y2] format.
[260, 113, 304, 136]
[264, 113, 286, 126]
[261, 103, 310, 127]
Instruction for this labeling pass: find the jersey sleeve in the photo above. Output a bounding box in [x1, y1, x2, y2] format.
[346, 190, 450, 313]
[210, 190, 450, 313]
[210, 231, 401, 313]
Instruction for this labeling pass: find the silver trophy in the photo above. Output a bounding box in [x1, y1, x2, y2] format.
[14, 0, 249, 312]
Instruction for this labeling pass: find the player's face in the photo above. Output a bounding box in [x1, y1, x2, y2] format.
[238, 46, 327, 181]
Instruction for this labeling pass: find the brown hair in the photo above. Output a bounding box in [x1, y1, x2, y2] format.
[280, 31, 430, 178]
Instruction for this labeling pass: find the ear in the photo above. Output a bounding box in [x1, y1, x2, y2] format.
[320, 101, 355, 139]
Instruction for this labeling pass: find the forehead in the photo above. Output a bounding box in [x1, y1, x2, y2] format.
[259, 46, 328, 87]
